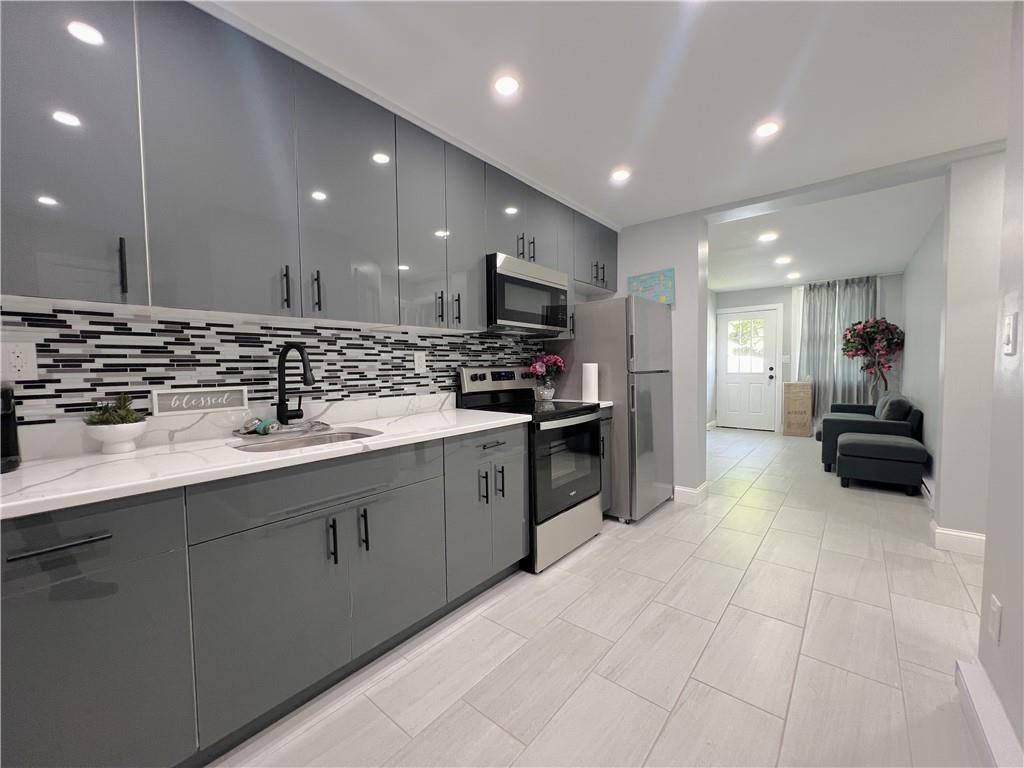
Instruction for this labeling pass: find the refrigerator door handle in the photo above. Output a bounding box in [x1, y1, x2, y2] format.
[628, 334, 635, 366]
[629, 384, 636, 411]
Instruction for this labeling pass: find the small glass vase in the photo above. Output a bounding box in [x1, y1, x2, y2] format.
[535, 380, 556, 400]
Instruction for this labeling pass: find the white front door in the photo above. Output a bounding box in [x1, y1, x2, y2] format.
[716, 309, 778, 431]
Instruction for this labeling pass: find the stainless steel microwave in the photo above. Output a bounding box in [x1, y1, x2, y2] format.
[486, 253, 569, 336]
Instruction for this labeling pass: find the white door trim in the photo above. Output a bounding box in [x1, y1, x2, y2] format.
[715, 303, 785, 432]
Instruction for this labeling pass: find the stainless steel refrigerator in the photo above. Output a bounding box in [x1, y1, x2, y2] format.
[553, 295, 674, 522]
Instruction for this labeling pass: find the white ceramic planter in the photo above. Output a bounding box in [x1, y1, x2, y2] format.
[85, 421, 148, 454]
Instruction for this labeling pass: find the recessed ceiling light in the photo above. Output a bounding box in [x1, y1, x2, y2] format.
[37, 195, 58, 206]
[504, 206, 518, 216]
[434, 230, 450, 238]
[52, 110, 81, 127]
[372, 152, 390, 164]
[610, 166, 632, 184]
[494, 76, 520, 96]
[398, 265, 410, 271]
[758, 231, 779, 243]
[787, 272, 801, 280]
[310, 190, 327, 202]
[754, 120, 781, 139]
[774, 255, 792, 265]
[67, 21, 104, 46]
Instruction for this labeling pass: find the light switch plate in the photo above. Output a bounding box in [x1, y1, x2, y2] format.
[2, 342, 39, 381]
[413, 351, 427, 374]
[1002, 312, 1018, 356]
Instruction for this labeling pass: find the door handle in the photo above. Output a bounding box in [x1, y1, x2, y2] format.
[768, 375, 775, 381]
[629, 334, 635, 362]
[282, 265, 292, 309]
[454, 293, 462, 324]
[360, 507, 370, 551]
[117, 237, 128, 296]
[768, 365, 775, 371]
[528, 237, 536, 262]
[437, 290, 445, 323]
[570, 312, 575, 335]
[6, 532, 112, 562]
[496, 465, 506, 498]
[479, 440, 507, 450]
[328, 517, 339, 564]
[629, 385, 636, 411]
[600, 435, 605, 459]
[479, 469, 490, 503]
[313, 269, 323, 311]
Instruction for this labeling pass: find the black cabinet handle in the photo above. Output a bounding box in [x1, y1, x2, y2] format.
[570, 312, 575, 335]
[479, 440, 507, 450]
[592, 261, 599, 281]
[496, 465, 506, 498]
[360, 507, 370, 551]
[313, 270, 323, 311]
[600, 263, 606, 285]
[117, 237, 128, 296]
[328, 517, 338, 564]
[7, 532, 112, 562]
[601, 436, 605, 459]
[282, 265, 292, 309]
[454, 293, 462, 325]
[528, 237, 536, 262]
[479, 469, 490, 503]
[437, 290, 445, 323]
[517, 232, 526, 259]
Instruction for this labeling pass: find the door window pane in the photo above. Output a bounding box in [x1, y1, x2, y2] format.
[727, 317, 766, 374]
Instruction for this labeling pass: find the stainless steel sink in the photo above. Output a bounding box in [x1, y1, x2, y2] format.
[231, 428, 382, 452]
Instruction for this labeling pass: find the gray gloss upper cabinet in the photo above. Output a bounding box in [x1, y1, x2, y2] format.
[295, 64, 399, 324]
[189, 505, 354, 746]
[573, 212, 600, 286]
[555, 201, 576, 337]
[598, 225, 618, 292]
[397, 119, 448, 328]
[138, 2, 300, 317]
[485, 165, 530, 258]
[524, 190, 561, 269]
[444, 144, 487, 332]
[1, 1, 147, 305]
[349, 477, 447, 657]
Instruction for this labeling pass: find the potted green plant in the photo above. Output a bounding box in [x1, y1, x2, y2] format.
[84, 393, 148, 454]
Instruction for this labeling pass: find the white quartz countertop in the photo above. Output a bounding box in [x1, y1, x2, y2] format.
[0, 409, 532, 520]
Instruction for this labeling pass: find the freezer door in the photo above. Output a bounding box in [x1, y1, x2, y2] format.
[629, 371, 674, 519]
[628, 296, 672, 372]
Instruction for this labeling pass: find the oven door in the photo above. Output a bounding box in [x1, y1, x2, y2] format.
[487, 254, 568, 334]
[532, 414, 602, 525]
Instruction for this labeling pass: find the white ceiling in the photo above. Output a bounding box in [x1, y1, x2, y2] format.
[207, 1, 1011, 229]
[708, 176, 947, 292]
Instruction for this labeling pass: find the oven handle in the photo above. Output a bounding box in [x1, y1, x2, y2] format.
[536, 411, 602, 430]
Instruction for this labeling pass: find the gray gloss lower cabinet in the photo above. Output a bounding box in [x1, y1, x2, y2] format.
[349, 478, 447, 656]
[491, 454, 529, 570]
[189, 505, 354, 747]
[444, 458, 494, 600]
[138, 2, 301, 317]
[1, 492, 196, 768]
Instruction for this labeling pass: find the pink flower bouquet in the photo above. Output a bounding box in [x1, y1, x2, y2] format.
[528, 353, 566, 387]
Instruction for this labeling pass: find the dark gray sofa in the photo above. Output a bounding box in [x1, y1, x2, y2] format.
[817, 394, 924, 472]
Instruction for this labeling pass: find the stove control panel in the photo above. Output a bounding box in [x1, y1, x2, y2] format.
[459, 366, 533, 393]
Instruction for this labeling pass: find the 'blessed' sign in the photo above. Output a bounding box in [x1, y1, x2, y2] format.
[150, 387, 248, 416]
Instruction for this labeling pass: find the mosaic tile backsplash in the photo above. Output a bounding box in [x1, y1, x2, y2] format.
[1, 298, 542, 426]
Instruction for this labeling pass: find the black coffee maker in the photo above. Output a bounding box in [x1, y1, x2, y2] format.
[2, 386, 21, 473]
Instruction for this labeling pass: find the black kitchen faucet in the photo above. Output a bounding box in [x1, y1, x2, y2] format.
[276, 342, 316, 425]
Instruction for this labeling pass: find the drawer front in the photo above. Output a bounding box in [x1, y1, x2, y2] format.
[2, 489, 186, 596]
[186, 441, 443, 544]
[443, 424, 527, 466]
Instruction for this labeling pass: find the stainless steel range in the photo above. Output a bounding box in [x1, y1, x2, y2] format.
[458, 366, 603, 572]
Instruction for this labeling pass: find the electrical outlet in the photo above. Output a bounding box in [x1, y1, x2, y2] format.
[413, 351, 427, 374]
[2, 342, 39, 381]
[988, 594, 1002, 645]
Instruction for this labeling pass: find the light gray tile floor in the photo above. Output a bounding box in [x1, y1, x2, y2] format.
[215, 428, 983, 767]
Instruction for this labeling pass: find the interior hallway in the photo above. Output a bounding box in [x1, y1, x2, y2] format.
[216, 428, 985, 768]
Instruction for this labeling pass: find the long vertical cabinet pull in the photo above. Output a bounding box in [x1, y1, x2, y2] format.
[453, 293, 462, 325]
[600, 436, 605, 459]
[495, 465, 506, 498]
[282, 265, 292, 309]
[479, 469, 490, 503]
[436, 291, 445, 323]
[117, 237, 128, 297]
[360, 508, 371, 551]
[592, 262, 600, 282]
[327, 517, 339, 564]
[600, 263, 606, 286]
[528, 237, 536, 262]
[313, 270, 323, 311]
[517, 233, 525, 259]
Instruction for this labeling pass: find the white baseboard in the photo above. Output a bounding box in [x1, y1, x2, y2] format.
[706, 420, 717, 430]
[930, 520, 987, 556]
[956, 659, 1024, 767]
[674, 482, 708, 506]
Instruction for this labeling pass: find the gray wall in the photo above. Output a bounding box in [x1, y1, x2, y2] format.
[978, 1, 1022, 742]
[617, 212, 708, 491]
[901, 213, 946, 474]
[706, 290, 717, 423]
[714, 285, 795, 383]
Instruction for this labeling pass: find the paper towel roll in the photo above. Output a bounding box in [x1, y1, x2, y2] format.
[582, 363, 599, 402]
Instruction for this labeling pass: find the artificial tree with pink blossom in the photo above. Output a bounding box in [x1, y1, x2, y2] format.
[841, 317, 905, 394]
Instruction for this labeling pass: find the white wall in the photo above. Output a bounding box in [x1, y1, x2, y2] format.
[714, 285, 795, 383]
[902, 213, 947, 478]
[978, 2, 1022, 742]
[617, 212, 708, 491]
[935, 152, 1005, 535]
[707, 290, 717, 424]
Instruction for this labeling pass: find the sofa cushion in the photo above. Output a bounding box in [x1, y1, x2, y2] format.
[822, 413, 877, 424]
[873, 394, 892, 419]
[878, 395, 913, 421]
[837, 433, 928, 463]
